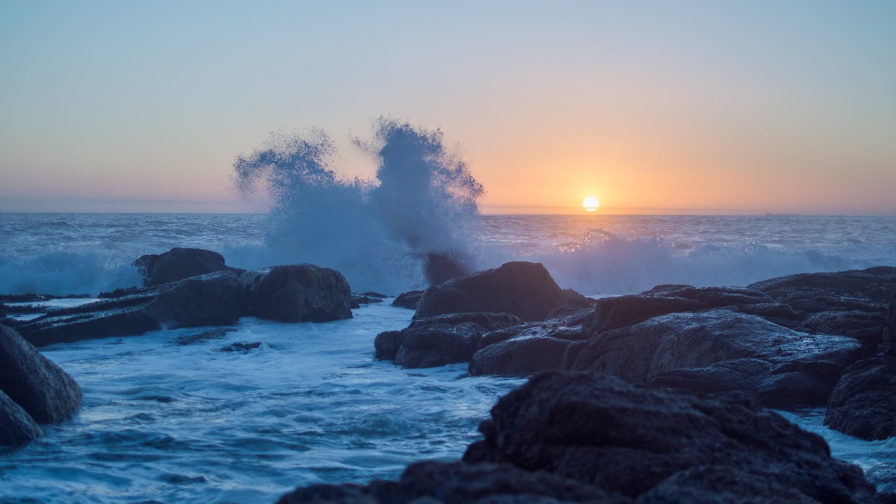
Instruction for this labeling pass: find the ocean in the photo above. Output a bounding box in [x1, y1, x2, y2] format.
[2, 212, 896, 503]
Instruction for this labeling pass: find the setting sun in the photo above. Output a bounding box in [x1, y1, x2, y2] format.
[583, 197, 600, 212]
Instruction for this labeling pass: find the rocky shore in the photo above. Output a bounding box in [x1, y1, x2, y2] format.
[3, 247, 896, 501]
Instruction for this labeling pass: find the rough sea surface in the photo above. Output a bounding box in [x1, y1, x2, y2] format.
[1, 213, 896, 502]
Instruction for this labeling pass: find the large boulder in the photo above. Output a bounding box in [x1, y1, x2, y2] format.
[135, 247, 236, 287]
[375, 313, 522, 368]
[276, 371, 881, 503]
[570, 310, 861, 408]
[0, 325, 82, 424]
[825, 357, 896, 440]
[240, 265, 352, 323]
[582, 294, 708, 337]
[748, 266, 896, 305]
[0, 389, 43, 447]
[415, 262, 567, 322]
[17, 270, 243, 346]
[463, 372, 876, 503]
[392, 290, 424, 310]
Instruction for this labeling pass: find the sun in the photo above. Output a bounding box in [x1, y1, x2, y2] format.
[583, 197, 600, 212]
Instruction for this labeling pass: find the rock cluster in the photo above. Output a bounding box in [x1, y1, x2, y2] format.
[9, 249, 354, 347]
[0, 324, 82, 446]
[277, 371, 882, 503]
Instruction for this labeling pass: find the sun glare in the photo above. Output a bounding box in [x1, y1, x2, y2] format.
[583, 197, 599, 212]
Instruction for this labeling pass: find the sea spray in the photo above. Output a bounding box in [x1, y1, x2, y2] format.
[227, 120, 484, 293]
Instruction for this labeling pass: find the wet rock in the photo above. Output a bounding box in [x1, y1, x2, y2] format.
[0, 325, 82, 424]
[643, 284, 773, 307]
[470, 330, 576, 376]
[581, 295, 708, 337]
[240, 265, 352, 323]
[803, 310, 886, 353]
[392, 290, 424, 310]
[572, 310, 862, 408]
[375, 313, 522, 368]
[360, 292, 387, 299]
[351, 294, 384, 309]
[394, 323, 485, 368]
[463, 371, 876, 503]
[0, 389, 43, 447]
[17, 270, 243, 346]
[278, 460, 625, 504]
[220, 342, 262, 353]
[135, 247, 237, 287]
[415, 262, 567, 322]
[749, 266, 896, 305]
[883, 295, 896, 346]
[824, 357, 896, 440]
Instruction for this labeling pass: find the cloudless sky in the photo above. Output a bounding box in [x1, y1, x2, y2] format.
[1, 1, 895, 214]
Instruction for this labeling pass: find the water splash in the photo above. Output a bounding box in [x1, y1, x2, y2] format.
[228, 119, 484, 293]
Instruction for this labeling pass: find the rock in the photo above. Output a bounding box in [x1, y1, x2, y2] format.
[17, 270, 243, 346]
[220, 342, 262, 353]
[824, 357, 896, 440]
[423, 252, 471, 286]
[643, 284, 774, 307]
[415, 262, 567, 322]
[571, 310, 862, 408]
[0, 389, 43, 447]
[394, 323, 484, 368]
[0, 325, 82, 423]
[360, 292, 387, 299]
[749, 266, 896, 305]
[884, 295, 896, 345]
[375, 313, 523, 367]
[240, 265, 352, 323]
[581, 295, 708, 337]
[351, 294, 384, 309]
[463, 371, 877, 503]
[392, 290, 424, 310]
[135, 247, 236, 287]
[803, 310, 886, 353]
[277, 460, 625, 504]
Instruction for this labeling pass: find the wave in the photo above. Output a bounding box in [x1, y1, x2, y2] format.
[532, 229, 868, 295]
[0, 251, 142, 297]
[225, 119, 484, 294]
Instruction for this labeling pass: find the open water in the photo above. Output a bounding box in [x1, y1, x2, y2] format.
[1, 212, 896, 503]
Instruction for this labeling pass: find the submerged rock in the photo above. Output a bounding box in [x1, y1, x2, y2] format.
[17, 270, 244, 346]
[135, 247, 237, 287]
[0, 324, 82, 424]
[415, 262, 567, 322]
[240, 265, 352, 323]
[0, 389, 43, 447]
[825, 357, 896, 440]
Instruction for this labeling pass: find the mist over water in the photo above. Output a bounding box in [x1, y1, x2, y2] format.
[226, 120, 484, 293]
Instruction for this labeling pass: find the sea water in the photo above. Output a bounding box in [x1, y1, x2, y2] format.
[2, 212, 896, 503]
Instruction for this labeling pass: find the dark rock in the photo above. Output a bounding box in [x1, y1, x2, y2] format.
[470, 331, 574, 376]
[240, 265, 352, 323]
[135, 247, 236, 287]
[394, 323, 486, 368]
[97, 286, 142, 299]
[415, 262, 567, 322]
[360, 292, 387, 299]
[561, 288, 597, 309]
[463, 371, 877, 503]
[221, 342, 262, 353]
[581, 295, 708, 337]
[17, 270, 243, 346]
[572, 310, 862, 408]
[276, 484, 375, 504]
[0, 325, 82, 423]
[423, 252, 471, 286]
[803, 310, 886, 352]
[392, 290, 424, 310]
[351, 294, 384, 309]
[884, 296, 896, 346]
[749, 266, 896, 305]
[643, 284, 773, 307]
[825, 357, 896, 440]
[375, 313, 524, 367]
[0, 389, 43, 447]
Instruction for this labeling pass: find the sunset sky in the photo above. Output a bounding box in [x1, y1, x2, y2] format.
[1, 1, 894, 214]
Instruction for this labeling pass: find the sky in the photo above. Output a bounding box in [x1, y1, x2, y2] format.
[1, 1, 895, 215]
